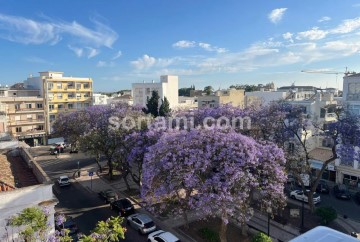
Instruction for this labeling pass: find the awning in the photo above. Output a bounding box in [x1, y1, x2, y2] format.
[310, 159, 335, 171]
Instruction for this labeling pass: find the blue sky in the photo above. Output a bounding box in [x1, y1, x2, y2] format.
[1, 1, 360, 91]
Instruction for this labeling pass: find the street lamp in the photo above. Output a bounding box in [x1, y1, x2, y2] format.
[267, 207, 272, 237]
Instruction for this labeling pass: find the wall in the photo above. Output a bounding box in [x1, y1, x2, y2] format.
[18, 147, 51, 183]
[0, 184, 57, 241]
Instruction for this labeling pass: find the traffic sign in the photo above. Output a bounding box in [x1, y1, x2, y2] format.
[89, 171, 94, 176]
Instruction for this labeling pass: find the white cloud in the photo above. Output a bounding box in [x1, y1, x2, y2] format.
[198, 42, 227, 53]
[68, 45, 83, 57]
[330, 17, 360, 34]
[131, 55, 157, 69]
[296, 27, 328, 40]
[0, 13, 118, 52]
[112, 50, 122, 60]
[86, 47, 100, 58]
[172, 40, 196, 48]
[97, 60, 115, 67]
[282, 32, 294, 43]
[268, 8, 287, 24]
[318, 16, 331, 22]
[23, 56, 49, 64]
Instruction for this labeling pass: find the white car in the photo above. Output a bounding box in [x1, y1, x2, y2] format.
[127, 213, 156, 234]
[148, 230, 180, 242]
[290, 190, 320, 204]
[58, 175, 70, 187]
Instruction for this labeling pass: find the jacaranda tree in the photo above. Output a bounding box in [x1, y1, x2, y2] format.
[142, 128, 287, 242]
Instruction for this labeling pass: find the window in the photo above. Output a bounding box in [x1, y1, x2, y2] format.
[76, 93, 81, 100]
[48, 94, 54, 100]
[57, 93, 63, 99]
[84, 83, 90, 89]
[15, 116, 20, 121]
[0, 91, 4, 96]
[76, 103, 83, 109]
[58, 104, 64, 109]
[25, 103, 32, 109]
[68, 103, 74, 109]
[49, 104, 54, 110]
[146, 88, 151, 95]
[48, 83, 53, 90]
[37, 103, 43, 109]
[84, 93, 90, 98]
[37, 125, 44, 130]
[84, 103, 89, 108]
[16, 127, 22, 133]
[57, 82, 62, 89]
[76, 83, 81, 90]
[50, 115, 55, 122]
[68, 93, 75, 99]
[15, 104, 20, 110]
[27, 114, 32, 120]
[37, 114, 44, 120]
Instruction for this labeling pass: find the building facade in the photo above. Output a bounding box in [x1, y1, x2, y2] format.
[132, 75, 179, 108]
[0, 87, 46, 146]
[93, 93, 111, 105]
[197, 89, 245, 108]
[24, 71, 93, 134]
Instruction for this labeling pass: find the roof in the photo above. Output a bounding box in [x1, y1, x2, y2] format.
[309, 148, 333, 162]
[290, 226, 358, 242]
[59, 175, 69, 179]
[133, 213, 152, 223]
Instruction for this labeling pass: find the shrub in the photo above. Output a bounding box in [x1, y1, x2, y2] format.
[252, 232, 272, 242]
[199, 227, 220, 242]
[315, 206, 337, 225]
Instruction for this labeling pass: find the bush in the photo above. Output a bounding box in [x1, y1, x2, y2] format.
[252, 232, 272, 242]
[199, 227, 220, 242]
[315, 206, 337, 225]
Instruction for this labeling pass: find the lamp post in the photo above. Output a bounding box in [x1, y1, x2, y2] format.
[267, 207, 272, 237]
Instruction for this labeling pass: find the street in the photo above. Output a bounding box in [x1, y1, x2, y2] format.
[32, 147, 148, 241]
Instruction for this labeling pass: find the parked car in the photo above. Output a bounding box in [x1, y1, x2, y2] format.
[58, 175, 70, 187]
[316, 181, 330, 194]
[55, 214, 79, 235]
[98, 189, 118, 203]
[110, 198, 135, 216]
[290, 190, 321, 204]
[334, 184, 352, 200]
[148, 230, 180, 242]
[127, 213, 156, 234]
[354, 192, 360, 204]
[50, 145, 64, 154]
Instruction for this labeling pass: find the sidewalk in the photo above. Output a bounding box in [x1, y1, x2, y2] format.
[74, 167, 360, 241]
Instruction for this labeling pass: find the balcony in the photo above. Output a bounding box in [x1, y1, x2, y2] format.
[8, 119, 45, 126]
[8, 108, 45, 114]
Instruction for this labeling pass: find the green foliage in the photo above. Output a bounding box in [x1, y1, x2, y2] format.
[78, 216, 126, 242]
[203, 86, 214, 95]
[159, 96, 171, 117]
[143, 90, 160, 117]
[251, 232, 272, 242]
[8, 207, 48, 241]
[315, 206, 337, 225]
[199, 227, 220, 242]
[178, 85, 195, 96]
[229, 84, 259, 92]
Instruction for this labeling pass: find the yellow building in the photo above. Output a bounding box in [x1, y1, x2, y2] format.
[24, 71, 93, 134]
[197, 89, 245, 108]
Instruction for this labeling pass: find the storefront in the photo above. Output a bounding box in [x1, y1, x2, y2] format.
[336, 164, 360, 189]
[18, 133, 46, 147]
[310, 159, 336, 182]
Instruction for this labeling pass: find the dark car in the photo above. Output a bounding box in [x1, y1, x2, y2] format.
[99, 189, 118, 203]
[55, 215, 79, 235]
[316, 181, 330, 194]
[334, 184, 352, 200]
[354, 192, 360, 204]
[110, 198, 135, 216]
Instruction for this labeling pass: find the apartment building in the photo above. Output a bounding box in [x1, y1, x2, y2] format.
[335, 72, 360, 187]
[132, 75, 179, 108]
[197, 89, 245, 108]
[93, 93, 112, 105]
[24, 71, 93, 133]
[0, 86, 45, 146]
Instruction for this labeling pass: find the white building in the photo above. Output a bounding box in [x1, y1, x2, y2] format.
[132, 75, 179, 108]
[245, 90, 287, 107]
[93, 93, 112, 105]
[334, 72, 360, 187]
[177, 96, 198, 110]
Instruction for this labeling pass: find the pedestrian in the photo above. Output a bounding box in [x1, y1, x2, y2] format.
[54, 150, 58, 158]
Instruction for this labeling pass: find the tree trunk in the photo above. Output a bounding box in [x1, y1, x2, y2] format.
[219, 217, 228, 242]
[122, 171, 131, 191]
[308, 192, 315, 213]
[108, 160, 113, 180]
[96, 154, 102, 173]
